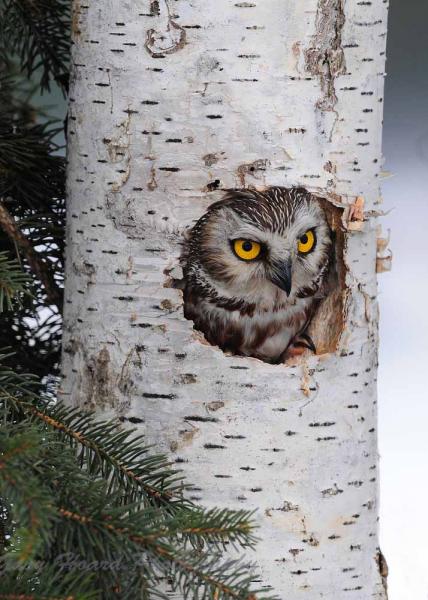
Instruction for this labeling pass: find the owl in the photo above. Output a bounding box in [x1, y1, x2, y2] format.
[182, 187, 333, 363]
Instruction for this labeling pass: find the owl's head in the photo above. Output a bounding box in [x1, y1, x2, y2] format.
[186, 187, 332, 301]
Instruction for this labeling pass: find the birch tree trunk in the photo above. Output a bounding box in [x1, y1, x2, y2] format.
[63, 0, 390, 597]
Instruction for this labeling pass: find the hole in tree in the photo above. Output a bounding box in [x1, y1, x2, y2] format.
[171, 187, 347, 364]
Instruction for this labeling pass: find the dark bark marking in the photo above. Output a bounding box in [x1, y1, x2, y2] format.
[354, 20, 382, 26]
[142, 392, 176, 399]
[204, 443, 226, 449]
[150, 0, 160, 16]
[206, 179, 221, 191]
[321, 485, 343, 497]
[119, 415, 144, 424]
[291, 570, 308, 576]
[203, 153, 219, 166]
[184, 415, 218, 423]
[206, 401, 224, 411]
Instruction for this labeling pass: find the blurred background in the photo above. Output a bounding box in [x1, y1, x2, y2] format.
[379, 0, 428, 598]
[36, 0, 427, 596]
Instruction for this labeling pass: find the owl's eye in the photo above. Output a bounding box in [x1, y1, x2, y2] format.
[233, 239, 262, 261]
[298, 229, 316, 254]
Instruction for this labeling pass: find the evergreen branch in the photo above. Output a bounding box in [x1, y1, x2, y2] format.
[0, 439, 33, 464]
[56, 505, 256, 552]
[0, 360, 39, 414]
[24, 402, 186, 508]
[0, 0, 71, 91]
[0, 59, 65, 376]
[0, 119, 66, 210]
[0, 393, 273, 599]
[0, 564, 98, 599]
[57, 507, 264, 600]
[1, 376, 185, 509]
[0, 596, 80, 600]
[0, 201, 62, 308]
[0, 428, 55, 562]
[144, 507, 258, 551]
[0, 251, 29, 310]
[153, 549, 259, 600]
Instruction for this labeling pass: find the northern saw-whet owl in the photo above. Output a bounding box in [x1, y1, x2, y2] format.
[182, 187, 333, 363]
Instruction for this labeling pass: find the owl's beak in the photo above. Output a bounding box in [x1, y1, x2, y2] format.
[270, 258, 292, 296]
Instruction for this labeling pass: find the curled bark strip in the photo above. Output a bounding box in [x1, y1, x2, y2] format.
[376, 251, 392, 273]
[346, 196, 365, 231]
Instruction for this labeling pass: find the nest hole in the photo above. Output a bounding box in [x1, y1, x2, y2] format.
[168, 193, 347, 364]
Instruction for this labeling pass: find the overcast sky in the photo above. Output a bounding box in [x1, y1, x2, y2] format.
[379, 1, 428, 598]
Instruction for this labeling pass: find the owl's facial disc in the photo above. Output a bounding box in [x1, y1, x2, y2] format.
[195, 195, 331, 302]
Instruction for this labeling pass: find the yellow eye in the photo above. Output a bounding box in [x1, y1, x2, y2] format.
[233, 239, 261, 261]
[298, 229, 316, 254]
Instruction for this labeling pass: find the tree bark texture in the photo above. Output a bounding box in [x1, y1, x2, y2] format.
[63, 1, 389, 597]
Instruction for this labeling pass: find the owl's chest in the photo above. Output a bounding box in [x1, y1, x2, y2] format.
[202, 296, 314, 361]
[241, 301, 312, 360]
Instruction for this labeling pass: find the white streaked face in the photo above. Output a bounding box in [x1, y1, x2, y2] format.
[199, 200, 332, 300]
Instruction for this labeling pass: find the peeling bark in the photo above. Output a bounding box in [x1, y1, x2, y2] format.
[305, 0, 347, 111]
[63, 0, 389, 597]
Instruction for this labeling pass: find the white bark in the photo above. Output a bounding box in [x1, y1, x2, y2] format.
[63, 0, 389, 597]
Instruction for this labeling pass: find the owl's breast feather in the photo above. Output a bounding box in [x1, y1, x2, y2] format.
[188, 294, 314, 363]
